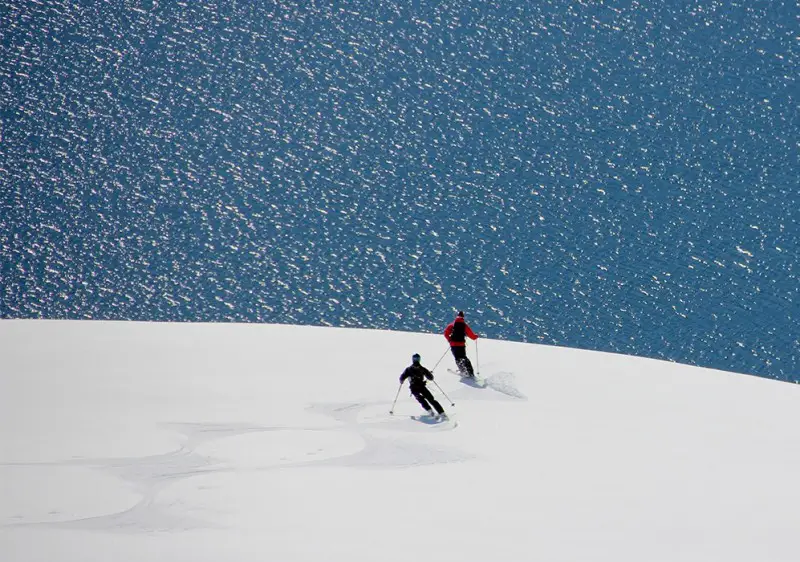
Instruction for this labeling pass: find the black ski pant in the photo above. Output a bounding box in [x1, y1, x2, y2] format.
[450, 346, 475, 376]
[410, 384, 444, 415]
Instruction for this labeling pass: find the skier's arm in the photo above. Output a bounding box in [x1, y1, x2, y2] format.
[424, 367, 434, 381]
[465, 323, 479, 340]
[399, 369, 409, 384]
[444, 323, 453, 342]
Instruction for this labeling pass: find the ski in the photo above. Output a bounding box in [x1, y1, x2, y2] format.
[446, 368, 487, 387]
[410, 413, 458, 428]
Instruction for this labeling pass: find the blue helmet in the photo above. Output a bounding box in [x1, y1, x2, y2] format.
[412, 353, 421, 363]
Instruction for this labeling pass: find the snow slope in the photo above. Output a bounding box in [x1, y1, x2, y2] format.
[1, 319, 799, 561]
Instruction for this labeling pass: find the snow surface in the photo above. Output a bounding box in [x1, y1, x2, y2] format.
[1, 319, 799, 561]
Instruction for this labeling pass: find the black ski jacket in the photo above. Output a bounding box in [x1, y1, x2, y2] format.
[400, 364, 434, 387]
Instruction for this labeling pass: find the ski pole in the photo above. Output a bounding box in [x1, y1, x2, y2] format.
[389, 382, 404, 414]
[475, 338, 480, 375]
[431, 346, 450, 372]
[432, 380, 455, 407]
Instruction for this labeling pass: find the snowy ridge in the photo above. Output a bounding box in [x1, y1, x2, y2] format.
[1, 319, 800, 561]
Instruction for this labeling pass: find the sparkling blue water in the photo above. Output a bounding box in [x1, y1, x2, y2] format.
[2, 1, 797, 380]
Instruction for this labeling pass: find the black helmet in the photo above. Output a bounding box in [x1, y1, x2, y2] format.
[457, 310, 464, 317]
[412, 353, 421, 363]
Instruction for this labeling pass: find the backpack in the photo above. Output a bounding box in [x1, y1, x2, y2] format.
[450, 320, 466, 342]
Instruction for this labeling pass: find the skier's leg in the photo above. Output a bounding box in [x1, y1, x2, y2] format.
[452, 347, 474, 377]
[420, 387, 444, 415]
[411, 387, 433, 413]
[463, 357, 475, 377]
[452, 347, 468, 374]
[449, 346, 460, 366]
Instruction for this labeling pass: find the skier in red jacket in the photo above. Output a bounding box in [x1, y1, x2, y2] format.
[444, 311, 478, 377]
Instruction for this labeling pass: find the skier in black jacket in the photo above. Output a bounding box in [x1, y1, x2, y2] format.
[399, 353, 446, 419]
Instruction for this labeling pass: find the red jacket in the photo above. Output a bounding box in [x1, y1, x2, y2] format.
[444, 317, 478, 347]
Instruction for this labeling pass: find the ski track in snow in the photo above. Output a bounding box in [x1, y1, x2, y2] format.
[483, 371, 527, 400]
[444, 365, 528, 400]
[0, 377, 519, 532]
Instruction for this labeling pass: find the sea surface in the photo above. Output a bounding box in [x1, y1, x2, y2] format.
[2, 1, 797, 380]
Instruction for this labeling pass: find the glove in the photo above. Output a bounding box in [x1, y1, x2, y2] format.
[426, 373, 433, 381]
